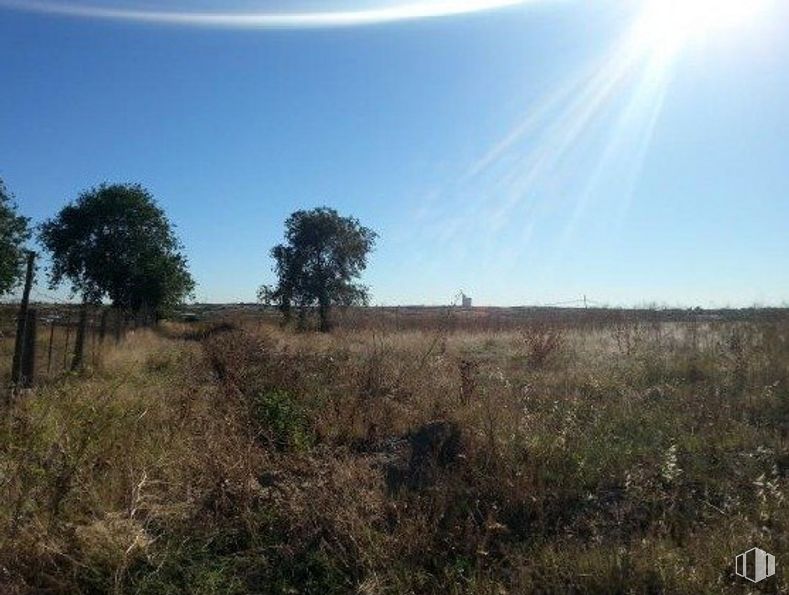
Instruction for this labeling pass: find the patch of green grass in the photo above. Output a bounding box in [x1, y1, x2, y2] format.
[248, 389, 314, 450]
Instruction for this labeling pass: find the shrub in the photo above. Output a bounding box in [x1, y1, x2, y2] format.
[522, 323, 565, 368]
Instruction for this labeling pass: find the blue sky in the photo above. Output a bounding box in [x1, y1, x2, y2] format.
[1, 0, 787, 307]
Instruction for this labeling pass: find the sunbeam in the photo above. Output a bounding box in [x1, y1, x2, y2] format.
[423, 0, 777, 263]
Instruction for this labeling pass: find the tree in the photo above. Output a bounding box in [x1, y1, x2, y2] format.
[267, 207, 376, 331]
[39, 183, 194, 316]
[0, 178, 31, 295]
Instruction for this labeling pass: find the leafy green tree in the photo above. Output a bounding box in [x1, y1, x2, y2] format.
[39, 183, 194, 315]
[0, 178, 31, 295]
[268, 207, 376, 331]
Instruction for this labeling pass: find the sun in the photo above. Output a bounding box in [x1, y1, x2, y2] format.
[635, 0, 774, 53]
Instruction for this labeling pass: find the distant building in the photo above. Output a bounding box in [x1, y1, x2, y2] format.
[461, 294, 472, 309]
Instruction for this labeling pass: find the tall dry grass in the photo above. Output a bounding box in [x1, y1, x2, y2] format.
[1, 313, 787, 593]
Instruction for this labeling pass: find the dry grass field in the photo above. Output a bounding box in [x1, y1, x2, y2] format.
[1, 309, 787, 593]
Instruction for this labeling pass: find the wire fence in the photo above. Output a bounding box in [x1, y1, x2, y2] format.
[1, 302, 149, 391]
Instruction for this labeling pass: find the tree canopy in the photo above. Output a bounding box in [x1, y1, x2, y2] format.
[39, 183, 194, 314]
[0, 179, 31, 296]
[266, 207, 376, 331]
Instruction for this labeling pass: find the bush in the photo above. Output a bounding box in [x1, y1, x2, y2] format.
[522, 323, 565, 368]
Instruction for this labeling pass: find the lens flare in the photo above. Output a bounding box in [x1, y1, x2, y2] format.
[0, 0, 535, 28]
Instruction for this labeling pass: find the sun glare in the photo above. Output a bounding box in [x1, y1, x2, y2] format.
[637, 0, 773, 51]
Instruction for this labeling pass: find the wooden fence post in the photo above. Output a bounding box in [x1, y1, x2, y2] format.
[19, 309, 37, 388]
[91, 314, 98, 367]
[114, 309, 123, 343]
[63, 322, 71, 370]
[11, 251, 35, 387]
[99, 309, 109, 343]
[71, 301, 88, 372]
[46, 318, 55, 374]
